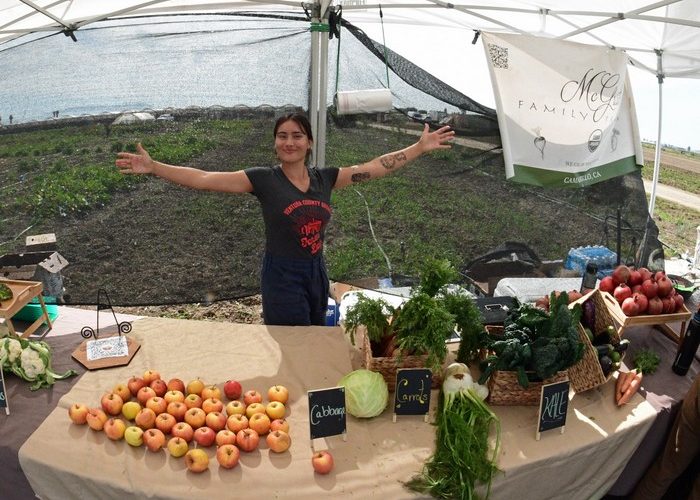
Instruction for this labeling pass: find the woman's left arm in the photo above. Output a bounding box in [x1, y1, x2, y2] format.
[334, 124, 454, 189]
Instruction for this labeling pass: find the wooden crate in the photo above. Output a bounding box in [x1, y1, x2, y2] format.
[600, 290, 692, 344]
[0, 278, 52, 338]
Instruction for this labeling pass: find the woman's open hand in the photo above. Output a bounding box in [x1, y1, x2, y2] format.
[418, 124, 455, 153]
[115, 143, 154, 175]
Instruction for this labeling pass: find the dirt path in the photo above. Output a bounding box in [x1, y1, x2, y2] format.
[643, 148, 700, 173]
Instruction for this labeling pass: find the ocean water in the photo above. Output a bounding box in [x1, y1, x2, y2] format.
[0, 15, 448, 125]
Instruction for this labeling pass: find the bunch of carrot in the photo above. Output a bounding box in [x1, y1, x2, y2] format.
[615, 369, 643, 406]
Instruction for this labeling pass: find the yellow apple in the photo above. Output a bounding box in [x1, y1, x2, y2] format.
[103, 417, 127, 440]
[112, 383, 132, 403]
[146, 396, 167, 415]
[266, 430, 291, 453]
[121, 401, 142, 421]
[184, 393, 203, 409]
[201, 385, 222, 401]
[100, 392, 124, 416]
[225, 400, 246, 416]
[216, 443, 240, 469]
[142, 369, 160, 385]
[248, 413, 271, 436]
[185, 448, 209, 473]
[134, 407, 157, 430]
[245, 402, 266, 419]
[68, 403, 89, 425]
[265, 401, 286, 420]
[216, 429, 238, 447]
[201, 397, 224, 414]
[186, 378, 205, 396]
[164, 390, 185, 404]
[270, 418, 290, 434]
[226, 414, 249, 433]
[267, 385, 289, 405]
[124, 426, 144, 447]
[86, 408, 108, 431]
[167, 436, 189, 458]
[184, 407, 206, 429]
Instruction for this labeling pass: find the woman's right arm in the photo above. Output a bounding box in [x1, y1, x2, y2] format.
[115, 143, 253, 194]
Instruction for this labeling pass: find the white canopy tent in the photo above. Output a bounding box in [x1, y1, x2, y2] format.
[1, 1, 699, 212]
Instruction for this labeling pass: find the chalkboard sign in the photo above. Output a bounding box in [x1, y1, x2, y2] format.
[308, 387, 346, 440]
[0, 368, 9, 415]
[536, 380, 570, 440]
[394, 368, 431, 418]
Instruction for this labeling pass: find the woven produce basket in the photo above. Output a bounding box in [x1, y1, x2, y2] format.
[567, 289, 624, 393]
[487, 369, 569, 406]
[482, 325, 569, 406]
[356, 326, 442, 391]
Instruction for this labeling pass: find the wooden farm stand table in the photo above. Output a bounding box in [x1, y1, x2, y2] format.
[13, 317, 698, 500]
[0, 278, 52, 338]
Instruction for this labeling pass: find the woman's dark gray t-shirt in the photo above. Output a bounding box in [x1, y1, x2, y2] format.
[245, 165, 339, 259]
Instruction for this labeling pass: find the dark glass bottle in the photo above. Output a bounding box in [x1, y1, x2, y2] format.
[672, 306, 700, 376]
[580, 262, 598, 294]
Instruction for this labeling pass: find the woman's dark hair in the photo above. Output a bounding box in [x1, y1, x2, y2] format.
[273, 113, 314, 142]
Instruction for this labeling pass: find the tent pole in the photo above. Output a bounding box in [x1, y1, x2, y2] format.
[309, 2, 321, 164]
[309, 1, 331, 168]
[648, 49, 664, 217]
[317, 17, 329, 169]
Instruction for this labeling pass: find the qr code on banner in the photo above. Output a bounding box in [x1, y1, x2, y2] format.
[488, 43, 508, 69]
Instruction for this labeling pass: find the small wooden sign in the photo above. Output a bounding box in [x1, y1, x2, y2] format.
[393, 368, 431, 421]
[1, 368, 9, 415]
[71, 336, 140, 370]
[308, 387, 346, 440]
[536, 380, 570, 440]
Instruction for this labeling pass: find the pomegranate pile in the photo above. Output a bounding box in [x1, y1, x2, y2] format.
[600, 265, 685, 317]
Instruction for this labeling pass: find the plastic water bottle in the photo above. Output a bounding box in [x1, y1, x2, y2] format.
[671, 306, 700, 376]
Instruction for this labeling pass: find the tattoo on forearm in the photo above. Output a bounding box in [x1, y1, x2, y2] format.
[380, 152, 407, 170]
[351, 172, 371, 183]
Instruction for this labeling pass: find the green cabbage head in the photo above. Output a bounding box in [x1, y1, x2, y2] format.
[338, 369, 389, 418]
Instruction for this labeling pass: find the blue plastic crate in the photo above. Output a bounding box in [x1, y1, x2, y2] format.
[565, 246, 618, 276]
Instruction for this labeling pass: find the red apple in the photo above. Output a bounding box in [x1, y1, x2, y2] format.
[613, 283, 632, 304]
[143, 428, 166, 452]
[266, 430, 291, 453]
[193, 426, 217, 447]
[312, 450, 334, 474]
[599, 276, 616, 294]
[127, 376, 146, 397]
[184, 407, 206, 429]
[167, 401, 188, 421]
[86, 408, 108, 431]
[243, 390, 263, 406]
[103, 417, 127, 440]
[149, 379, 168, 398]
[101, 392, 124, 416]
[112, 383, 132, 403]
[216, 429, 238, 447]
[226, 414, 249, 433]
[142, 369, 161, 385]
[136, 386, 157, 406]
[185, 448, 209, 473]
[68, 403, 89, 425]
[270, 418, 290, 434]
[205, 411, 227, 432]
[612, 265, 631, 285]
[201, 385, 222, 401]
[134, 407, 157, 430]
[236, 428, 260, 452]
[155, 412, 177, 434]
[216, 443, 240, 469]
[146, 396, 167, 415]
[224, 380, 242, 400]
[171, 422, 194, 442]
[167, 378, 186, 394]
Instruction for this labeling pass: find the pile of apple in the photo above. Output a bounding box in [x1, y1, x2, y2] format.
[67, 370, 294, 473]
[599, 265, 685, 317]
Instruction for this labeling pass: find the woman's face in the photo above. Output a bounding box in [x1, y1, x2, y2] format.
[274, 119, 312, 165]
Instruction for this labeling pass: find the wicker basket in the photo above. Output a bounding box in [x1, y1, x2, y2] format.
[567, 289, 624, 393]
[482, 325, 569, 405]
[356, 326, 442, 391]
[487, 369, 569, 406]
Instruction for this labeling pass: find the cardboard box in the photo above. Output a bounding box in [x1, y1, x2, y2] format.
[0, 252, 68, 298]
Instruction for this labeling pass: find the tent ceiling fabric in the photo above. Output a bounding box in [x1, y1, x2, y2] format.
[1, 1, 699, 78]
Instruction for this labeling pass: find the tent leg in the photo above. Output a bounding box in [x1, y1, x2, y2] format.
[648, 50, 664, 217]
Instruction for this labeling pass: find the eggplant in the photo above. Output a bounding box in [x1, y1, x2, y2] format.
[614, 339, 631, 353]
[600, 355, 613, 377]
[582, 299, 596, 328]
[593, 331, 612, 346]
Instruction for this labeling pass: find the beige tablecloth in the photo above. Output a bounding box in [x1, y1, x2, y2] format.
[18, 317, 657, 500]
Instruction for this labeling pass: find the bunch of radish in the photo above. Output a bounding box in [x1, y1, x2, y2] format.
[599, 265, 684, 317]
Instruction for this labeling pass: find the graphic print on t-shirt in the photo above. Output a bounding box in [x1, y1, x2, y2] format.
[283, 199, 332, 255]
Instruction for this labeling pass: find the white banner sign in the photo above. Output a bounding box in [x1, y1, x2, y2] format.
[482, 32, 643, 188]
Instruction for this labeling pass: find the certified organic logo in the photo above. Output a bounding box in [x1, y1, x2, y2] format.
[588, 129, 602, 152]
